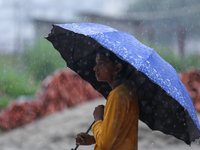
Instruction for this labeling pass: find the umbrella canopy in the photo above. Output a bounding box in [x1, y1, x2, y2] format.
[46, 23, 200, 145]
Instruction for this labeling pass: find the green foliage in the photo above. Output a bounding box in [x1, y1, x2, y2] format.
[0, 54, 39, 108]
[0, 96, 12, 109]
[0, 39, 65, 108]
[0, 66, 39, 97]
[23, 39, 66, 81]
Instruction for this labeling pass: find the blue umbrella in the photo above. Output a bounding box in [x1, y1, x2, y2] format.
[46, 23, 200, 145]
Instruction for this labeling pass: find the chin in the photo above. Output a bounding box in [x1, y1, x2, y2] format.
[97, 79, 107, 83]
[96, 78, 102, 82]
[97, 78, 101, 82]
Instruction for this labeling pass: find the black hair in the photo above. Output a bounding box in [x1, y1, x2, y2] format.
[96, 46, 129, 77]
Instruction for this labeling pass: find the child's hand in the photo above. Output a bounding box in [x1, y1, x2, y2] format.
[76, 132, 95, 145]
[93, 105, 104, 122]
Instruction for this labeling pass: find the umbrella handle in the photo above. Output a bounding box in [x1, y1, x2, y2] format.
[71, 121, 95, 150]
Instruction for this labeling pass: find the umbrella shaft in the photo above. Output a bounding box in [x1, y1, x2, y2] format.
[71, 121, 95, 150]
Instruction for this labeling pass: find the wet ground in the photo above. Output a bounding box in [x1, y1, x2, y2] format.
[0, 98, 199, 150]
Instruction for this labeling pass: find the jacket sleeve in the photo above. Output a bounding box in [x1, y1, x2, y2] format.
[92, 90, 128, 150]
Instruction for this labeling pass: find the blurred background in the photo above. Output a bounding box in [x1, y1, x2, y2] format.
[0, 0, 200, 108]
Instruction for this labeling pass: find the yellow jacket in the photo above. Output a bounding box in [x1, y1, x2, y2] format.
[92, 83, 139, 150]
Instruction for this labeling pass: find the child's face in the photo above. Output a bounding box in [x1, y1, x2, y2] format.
[93, 54, 116, 83]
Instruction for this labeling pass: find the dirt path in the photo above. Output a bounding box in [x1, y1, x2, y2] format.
[0, 98, 199, 150]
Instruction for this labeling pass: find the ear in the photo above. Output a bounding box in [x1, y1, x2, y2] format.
[114, 63, 123, 74]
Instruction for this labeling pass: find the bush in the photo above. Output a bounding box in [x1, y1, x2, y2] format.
[0, 96, 12, 109]
[0, 66, 39, 96]
[0, 65, 39, 108]
[23, 39, 66, 81]
[0, 39, 66, 108]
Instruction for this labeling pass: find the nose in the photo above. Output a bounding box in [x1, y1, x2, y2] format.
[93, 64, 97, 71]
